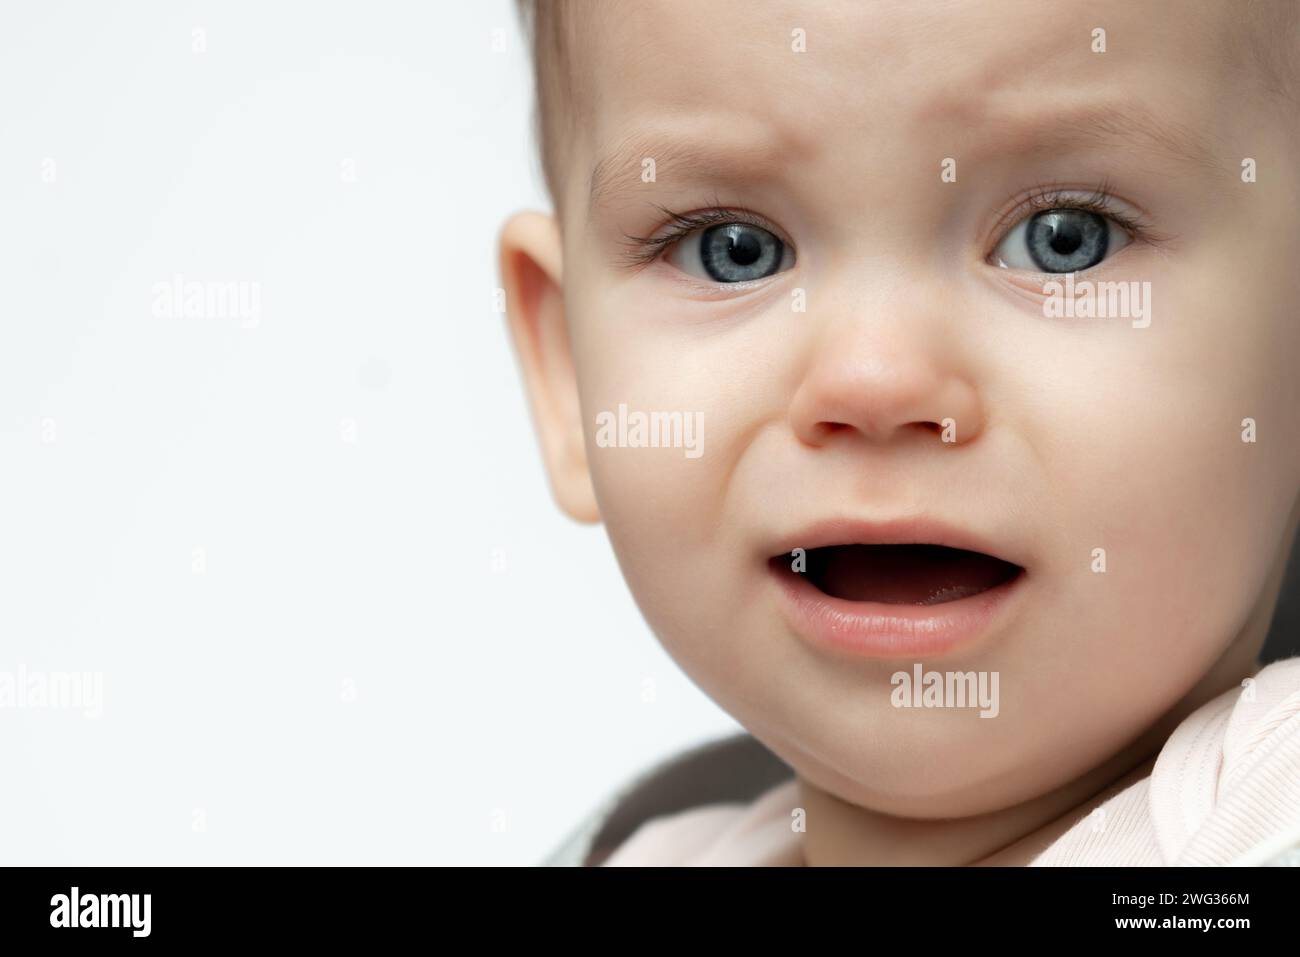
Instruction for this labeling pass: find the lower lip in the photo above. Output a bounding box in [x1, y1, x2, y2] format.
[769, 560, 1026, 659]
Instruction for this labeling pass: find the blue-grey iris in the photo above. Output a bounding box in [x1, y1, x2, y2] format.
[1026, 208, 1108, 272]
[699, 223, 783, 282]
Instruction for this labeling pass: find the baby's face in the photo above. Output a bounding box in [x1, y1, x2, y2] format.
[523, 0, 1300, 814]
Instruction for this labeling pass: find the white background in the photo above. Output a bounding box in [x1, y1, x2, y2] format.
[0, 0, 738, 865]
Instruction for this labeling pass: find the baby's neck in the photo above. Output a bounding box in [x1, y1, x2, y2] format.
[971, 751, 1159, 866]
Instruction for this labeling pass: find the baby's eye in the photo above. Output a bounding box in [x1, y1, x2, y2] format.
[666, 222, 794, 283]
[991, 207, 1132, 273]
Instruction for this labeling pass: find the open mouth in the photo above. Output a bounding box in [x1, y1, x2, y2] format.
[769, 544, 1024, 606]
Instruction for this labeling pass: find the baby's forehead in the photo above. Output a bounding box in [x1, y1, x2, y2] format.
[589, 1, 1253, 116]
[570, 0, 1268, 211]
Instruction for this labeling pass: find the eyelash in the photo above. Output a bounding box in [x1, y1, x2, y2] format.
[988, 179, 1163, 251]
[617, 180, 1165, 272]
[618, 202, 784, 271]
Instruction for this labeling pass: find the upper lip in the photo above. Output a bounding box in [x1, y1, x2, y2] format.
[767, 515, 1026, 569]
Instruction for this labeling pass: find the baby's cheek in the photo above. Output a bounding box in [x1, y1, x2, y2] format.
[1048, 301, 1292, 663]
[1184, 166, 1300, 476]
[574, 299, 755, 564]
[588, 460, 736, 671]
[581, 395, 753, 652]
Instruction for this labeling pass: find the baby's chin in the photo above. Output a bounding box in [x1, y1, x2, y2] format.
[659, 627, 1159, 819]
[749, 708, 1123, 820]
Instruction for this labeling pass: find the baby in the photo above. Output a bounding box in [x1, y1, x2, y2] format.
[499, 0, 1300, 866]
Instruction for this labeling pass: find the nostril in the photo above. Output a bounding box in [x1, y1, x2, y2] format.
[808, 421, 853, 440]
[815, 420, 942, 441]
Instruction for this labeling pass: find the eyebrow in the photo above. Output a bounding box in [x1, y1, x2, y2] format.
[970, 101, 1230, 179]
[586, 101, 1228, 219]
[586, 126, 796, 222]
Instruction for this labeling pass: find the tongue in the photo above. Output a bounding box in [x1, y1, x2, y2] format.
[807, 544, 1019, 605]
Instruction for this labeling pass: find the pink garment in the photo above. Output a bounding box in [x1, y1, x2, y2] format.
[600, 656, 1300, 866]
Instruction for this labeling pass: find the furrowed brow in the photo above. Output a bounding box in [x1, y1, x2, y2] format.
[585, 102, 1224, 221]
[975, 102, 1230, 178]
[586, 128, 789, 222]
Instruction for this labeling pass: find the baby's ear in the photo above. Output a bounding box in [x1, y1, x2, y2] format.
[497, 210, 600, 524]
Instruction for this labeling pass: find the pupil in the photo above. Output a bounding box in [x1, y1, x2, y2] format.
[1048, 218, 1083, 255]
[728, 228, 761, 265]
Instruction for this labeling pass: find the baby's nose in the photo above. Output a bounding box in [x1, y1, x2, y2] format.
[787, 322, 985, 448]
